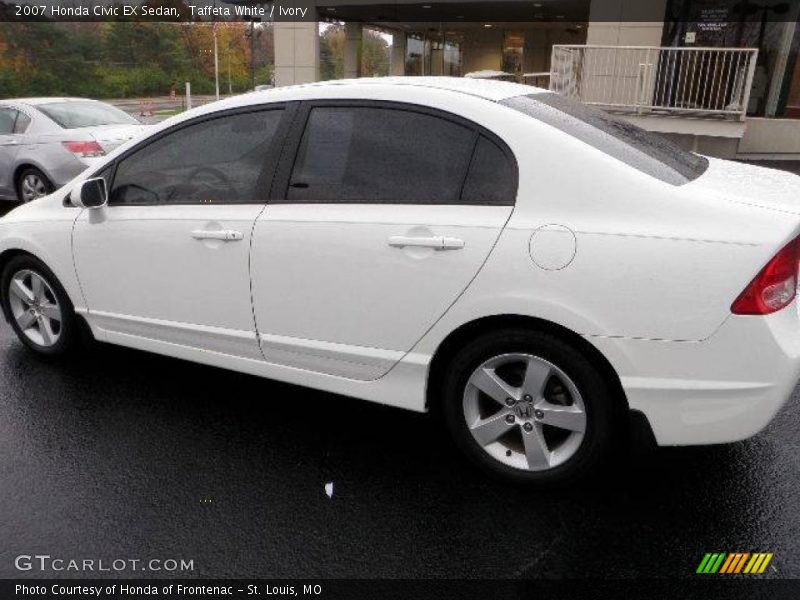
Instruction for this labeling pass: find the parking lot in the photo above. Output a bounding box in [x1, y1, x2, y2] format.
[1, 163, 800, 582]
[2, 163, 800, 579]
[0, 306, 798, 579]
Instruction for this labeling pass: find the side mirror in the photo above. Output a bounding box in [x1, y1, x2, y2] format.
[73, 177, 108, 209]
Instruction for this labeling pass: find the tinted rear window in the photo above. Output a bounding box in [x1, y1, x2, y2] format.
[501, 93, 708, 185]
[37, 101, 139, 129]
[288, 106, 476, 204]
[462, 136, 517, 205]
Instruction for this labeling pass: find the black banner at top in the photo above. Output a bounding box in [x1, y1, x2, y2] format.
[5, 0, 313, 21]
[2, 0, 800, 23]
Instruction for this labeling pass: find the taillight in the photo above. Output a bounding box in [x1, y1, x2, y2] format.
[731, 235, 800, 315]
[62, 141, 105, 158]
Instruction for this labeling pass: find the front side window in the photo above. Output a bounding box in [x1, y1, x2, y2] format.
[37, 101, 139, 129]
[287, 106, 478, 204]
[110, 109, 284, 205]
[501, 93, 709, 185]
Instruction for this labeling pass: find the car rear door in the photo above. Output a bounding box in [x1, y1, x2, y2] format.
[250, 101, 518, 380]
[0, 107, 25, 198]
[73, 105, 294, 358]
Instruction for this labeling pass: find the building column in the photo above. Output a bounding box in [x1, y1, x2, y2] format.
[391, 31, 406, 76]
[765, 18, 800, 116]
[344, 22, 363, 79]
[274, 21, 320, 87]
[585, 0, 667, 46]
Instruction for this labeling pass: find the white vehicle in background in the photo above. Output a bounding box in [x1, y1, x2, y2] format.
[0, 98, 149, 202]
[1, 78, 799, 486]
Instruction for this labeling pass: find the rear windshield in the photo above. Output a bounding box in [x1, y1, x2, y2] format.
[501, 93, 708, 185]
[37, 101, 139, 129]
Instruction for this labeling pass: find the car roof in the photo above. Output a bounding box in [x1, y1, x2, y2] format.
[1, 98, 99, 106]
[262, 76, 547, 102]
[160, 77, 548, 130]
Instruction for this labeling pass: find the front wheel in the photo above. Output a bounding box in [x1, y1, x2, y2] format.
[440, 329, 617, 486]
[1, 255, 80, 356]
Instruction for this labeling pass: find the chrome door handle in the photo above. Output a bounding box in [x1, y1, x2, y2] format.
[0, 140, 18, 146]
[191, 229, 244, 241]
[388, 235, 465, 250]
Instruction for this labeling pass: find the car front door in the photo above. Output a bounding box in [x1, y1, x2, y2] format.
[0, 107, 24, 198]
[250, 101, 518, 380]
[73, 105, 293, 359]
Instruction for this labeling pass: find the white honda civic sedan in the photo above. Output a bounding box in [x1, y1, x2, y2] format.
[1, 77, 799, 485]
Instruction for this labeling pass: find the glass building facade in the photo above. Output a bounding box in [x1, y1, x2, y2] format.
[662, 0, 800, 117]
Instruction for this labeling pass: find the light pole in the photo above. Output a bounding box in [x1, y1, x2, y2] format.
[221, 0, 272, 90]
[213, 23, 220, 100]
[227, 42, 233, 94]
[250, 19, 256, 89]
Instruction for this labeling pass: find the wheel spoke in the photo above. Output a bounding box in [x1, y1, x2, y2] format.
[522, 357, 552, 399]
[38, 316, 56, 345]
[470, 367, 518, 405]
[470, 411, 514, 446]
[536, 402, 586, 433]
[17, 310, 36, 330]
[39, 302, 61, 321]
[31, 275, 44, 302]
[522, 424, 551, 469]
[10, 277, 34, 304]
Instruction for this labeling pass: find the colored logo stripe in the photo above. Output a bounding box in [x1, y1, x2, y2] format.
[720, 553, 749, 573]
[697, 553, 726, 573]
[719, 553, 736, 574]
[697, 552, 773, 574]
[744, 553, 774, 574]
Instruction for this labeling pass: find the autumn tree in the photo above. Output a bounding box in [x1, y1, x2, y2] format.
[320, 24, 390, 81]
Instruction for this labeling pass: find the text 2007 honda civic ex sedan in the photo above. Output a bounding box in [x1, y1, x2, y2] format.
[2, 78, 799, 485]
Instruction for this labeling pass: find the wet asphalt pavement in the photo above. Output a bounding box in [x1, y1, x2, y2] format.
[0, 311, 799, 579]
[1, 165, 800, 581]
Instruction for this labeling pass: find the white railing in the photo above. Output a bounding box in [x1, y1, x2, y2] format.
[549, 45, 759, 120]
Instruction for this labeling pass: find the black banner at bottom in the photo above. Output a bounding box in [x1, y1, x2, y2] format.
[3, 579, 800, 600]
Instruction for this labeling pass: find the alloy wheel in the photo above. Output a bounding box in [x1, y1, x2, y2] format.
[463, 353, 587, 471]
[7, 270, 62, 347]
[20, 174, 49, 202]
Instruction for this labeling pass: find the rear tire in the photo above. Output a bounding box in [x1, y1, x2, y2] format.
[440, 329, 617, 486]
[16, 167, 54, 203]
[1, 254, 80, 357]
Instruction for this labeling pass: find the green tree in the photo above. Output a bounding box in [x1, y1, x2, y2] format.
[0, 20, 279, 99]
[362, 29, 390, 77]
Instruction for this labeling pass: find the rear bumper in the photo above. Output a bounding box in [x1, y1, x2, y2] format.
[590, 304, 800, 445]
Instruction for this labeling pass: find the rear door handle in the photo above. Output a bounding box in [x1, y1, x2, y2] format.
[388, 235, 465, 250]
[191, 229, 244, 241]
[0, 140, 18, 147]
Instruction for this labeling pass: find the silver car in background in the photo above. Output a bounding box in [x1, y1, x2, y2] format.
[0, 98, 149, 202]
